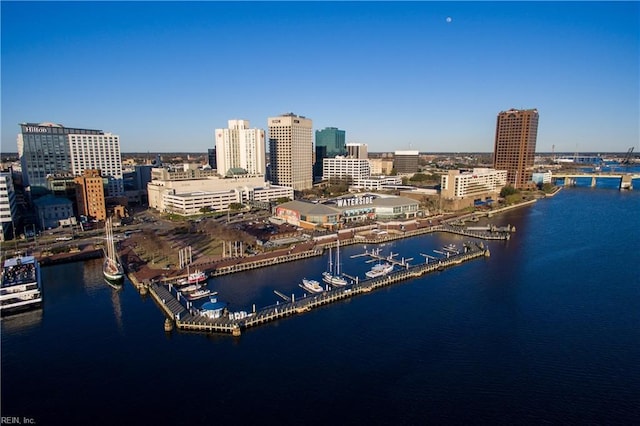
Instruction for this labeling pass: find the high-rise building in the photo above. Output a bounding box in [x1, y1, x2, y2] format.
[493, 108, 539, 189]
[268, 113, 313, 191]
[215, 120, 265, 176]
[0, 172, 18, 241]
[346, 143, 368, 159]
[18, 122, 123, 196]
[316, 127, 346, 158]
[393, 150, 419, 174]
[74, 169, 106, 221]
[207, 148, 217, 170]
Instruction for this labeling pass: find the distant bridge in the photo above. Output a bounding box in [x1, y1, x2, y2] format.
[552, 172, 639, 190]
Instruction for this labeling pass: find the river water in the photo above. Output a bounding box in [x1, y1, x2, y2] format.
[2, 187, 639, 425]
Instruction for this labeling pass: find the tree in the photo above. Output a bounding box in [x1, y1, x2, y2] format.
[500, 185, 518, 198]
[229, 203, 244, 211]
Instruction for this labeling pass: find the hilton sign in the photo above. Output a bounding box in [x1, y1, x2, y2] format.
[22, 126, 48, 133]
[336, 195, 374, 208]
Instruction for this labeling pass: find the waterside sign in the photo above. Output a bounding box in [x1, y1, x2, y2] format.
[336, 195, 374, 208]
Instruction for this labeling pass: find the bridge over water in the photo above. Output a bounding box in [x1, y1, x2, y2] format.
[552, 172, 639, 190]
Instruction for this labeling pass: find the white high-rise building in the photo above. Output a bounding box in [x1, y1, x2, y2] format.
[68, 133, 123, 197]
[268, 113, 313, 191]
[215, 120, 266, 176]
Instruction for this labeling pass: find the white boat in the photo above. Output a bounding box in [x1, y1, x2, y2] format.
[187, 288, 211, 301]
[301, 278, 324, 294]
[103, 218, 124, 283]
[322, 239, 348, 287]
[1, 255, 43, 315]
[365, 262, 394, 279]
[179, 283, 202, 293]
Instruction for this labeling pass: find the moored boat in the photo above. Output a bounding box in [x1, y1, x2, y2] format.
[187, 288, 211, 301]
[365, 262, 394, 279]
[322, 239, 348, 286]
[301, 278, 324, 293]
[103, 218, 124, 284]
[1, 255, 43, 315]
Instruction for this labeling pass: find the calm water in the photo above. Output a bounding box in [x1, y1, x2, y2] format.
[2, 188, 639, 425]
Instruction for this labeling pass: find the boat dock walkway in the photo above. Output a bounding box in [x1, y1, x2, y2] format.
[165, 241, 490, 335]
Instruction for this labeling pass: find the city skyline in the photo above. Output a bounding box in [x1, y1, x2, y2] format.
[2, 1, 638, 154]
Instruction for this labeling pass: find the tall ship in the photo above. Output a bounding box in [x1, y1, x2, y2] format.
[322, 239, 348, 287]
[1, 255, 43, 315]
[103, 218, 125, 284]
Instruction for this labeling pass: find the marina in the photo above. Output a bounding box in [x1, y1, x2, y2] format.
[149, 240, 490, 335]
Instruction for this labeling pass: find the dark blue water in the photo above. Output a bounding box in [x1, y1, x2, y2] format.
[2, 188, 639, 425]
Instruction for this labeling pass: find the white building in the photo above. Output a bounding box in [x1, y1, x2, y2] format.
[147, 171, 292, 215]
[350, 175, 403, 191]
[441, 168, 507, 200]
[532, 170, 553, 185]
[268, 113, 313, 191]
[0, 172, 18, 241]
[68, 132, 123, 196]
[215, 120, 266, 176]
[322, 157, 371, 182]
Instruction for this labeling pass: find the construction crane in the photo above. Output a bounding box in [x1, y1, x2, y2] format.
[621, 147, 634, 164]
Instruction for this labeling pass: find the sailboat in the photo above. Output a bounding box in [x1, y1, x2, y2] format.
[322, 239, 348, 287]
[103, 218, 125, 284]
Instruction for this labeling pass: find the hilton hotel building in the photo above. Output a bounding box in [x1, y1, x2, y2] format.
[18, 122, 123, 197]
[268, 113, 313, 191]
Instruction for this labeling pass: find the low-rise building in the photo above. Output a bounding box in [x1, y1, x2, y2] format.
[275, 193, 419, 229]
[33, 195, 74, 229]
[148, 170, 292, 215]
[440, 168, 507, 210]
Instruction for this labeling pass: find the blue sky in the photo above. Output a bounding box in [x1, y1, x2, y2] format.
[2, 1, 638, 153]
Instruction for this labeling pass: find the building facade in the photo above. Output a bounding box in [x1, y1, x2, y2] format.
[68, 132, 123, 196]
[493, 108, 539, 189]
[74, 169, 106, 221]
[17, 122, 123, 196]
[275, 194, 419, 229]
[0, 172, 18, 241]
[268, 113, 313, 191]
[368, 158, 394, 175]
[215, 120, 266, 176]
[346, 143, 368, 159]
[393, 150, 420, 174]
[440, 168, 507, 210]
[316, 127, 346, 158]
[33, 195, 74, 230]
[322, 157, 371, 183]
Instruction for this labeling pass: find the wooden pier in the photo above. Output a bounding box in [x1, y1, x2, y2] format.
[158, 242, 490, 335]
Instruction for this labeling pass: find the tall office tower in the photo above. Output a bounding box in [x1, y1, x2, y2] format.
[18, 122, 123, 196]
[268, 113, 313, 191]
[207, 148, 217, 170]
[346, 143, 368, 159]
[74, 169, 106, 221]
[215, 120, 266, 176]
[0, 172, 18, 241]
[316, 127, 346, 158]
[493, 108, 539, 189]
[393, 150, 420, 174]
